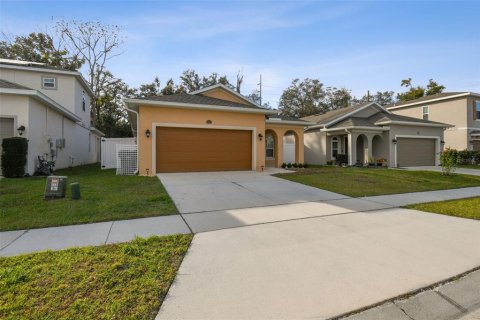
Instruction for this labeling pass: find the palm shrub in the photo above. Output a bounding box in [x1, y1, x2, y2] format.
[1, 137, 28, 177]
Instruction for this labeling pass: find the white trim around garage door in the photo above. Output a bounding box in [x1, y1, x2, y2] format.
[393, 135, 441, 167]
[151, 122, 257, 173]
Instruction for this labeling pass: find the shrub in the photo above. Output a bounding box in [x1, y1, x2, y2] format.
[298, 163, 303, 168]
[286, 163, 292, 168]
[1, 137, 28, 178]
[303, 163, 309, 168]
[335, 154, 348, 166]
[281, 162, 287, 168]
[326, 160, 334, 165]
[440, 148, 457, 176]
[292, 163, 298, 168]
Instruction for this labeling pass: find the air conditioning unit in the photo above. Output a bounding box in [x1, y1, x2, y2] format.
[116, 145, 138, 175]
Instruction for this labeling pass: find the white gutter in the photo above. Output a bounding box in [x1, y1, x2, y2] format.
[386, 93, 479, 110]
[0, 87, 81, 122]
[125, 106, 140, 174]
[321, 126, 389, 132]
[124, 98, 277, 115]
[90, 127, 105, 137]
[374, 120, 453, 128]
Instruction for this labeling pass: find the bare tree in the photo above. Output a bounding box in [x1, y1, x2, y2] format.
[56, 20, 124, 123]
[236, 70, 243, 93]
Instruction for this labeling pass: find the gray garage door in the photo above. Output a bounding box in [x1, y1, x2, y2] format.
[397, 138, 436, 167]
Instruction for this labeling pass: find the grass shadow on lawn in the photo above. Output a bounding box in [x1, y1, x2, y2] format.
[0, 164, 178, 231]
[275, 166, 480, 197]
[0, 234, 193, 320]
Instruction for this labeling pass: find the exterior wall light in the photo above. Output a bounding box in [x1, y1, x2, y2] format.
[392, 139, 397, 144]
[17, 125, 26, 136]
[440, 140, 445, 144]
[145, 129, 151, 138]
[258, 133, 263, 141]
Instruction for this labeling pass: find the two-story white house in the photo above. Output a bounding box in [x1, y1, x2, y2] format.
[0, 59, 104, 175]
[387, 92, 480, 151]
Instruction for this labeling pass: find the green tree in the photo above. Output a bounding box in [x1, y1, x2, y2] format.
[278, 78, 326, 118]
[135, 77, 161, 98]
[324, 87, 351, 110]
[426, 79, 446, 96]
[397, 78, 445, 102]
[179, 69, 233, 92]
[94, 70, 133, 137]
[354, 91, 395, 106]
[0, 32, 83, 70]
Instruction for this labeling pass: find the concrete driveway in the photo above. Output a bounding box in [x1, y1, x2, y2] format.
[402, 166, 480, 176]
[157, 170, 347, 213]
[157, 208, 480, 319]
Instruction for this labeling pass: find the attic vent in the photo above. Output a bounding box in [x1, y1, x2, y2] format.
[269, 118, 282, 121]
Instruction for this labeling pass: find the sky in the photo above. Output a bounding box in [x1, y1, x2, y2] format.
[1, 0, 479, 107]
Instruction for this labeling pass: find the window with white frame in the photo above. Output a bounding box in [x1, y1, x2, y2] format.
[42, 76, 57, 89]
[422, 106, 429, 120]
[331, 137, 339, 158]
[82, 91, 86, 111]
[266, 133, 275, 158]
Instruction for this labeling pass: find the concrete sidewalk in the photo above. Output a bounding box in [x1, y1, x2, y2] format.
[364, 186, 480, 207]
[0, 215, 191, 256]
[403, 166, 480, 177]
[341, 268, 480, 320]
[1, 186, 479, 256]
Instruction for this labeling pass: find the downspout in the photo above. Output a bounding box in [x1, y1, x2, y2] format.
[126, 105, 140, 174]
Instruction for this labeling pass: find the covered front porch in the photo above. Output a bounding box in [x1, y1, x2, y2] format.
[323, 128, 390, 166]
[264, 124, 305, 167]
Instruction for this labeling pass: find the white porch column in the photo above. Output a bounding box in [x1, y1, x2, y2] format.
[348, 132, 355, 165]
[367, 134, 373, 162]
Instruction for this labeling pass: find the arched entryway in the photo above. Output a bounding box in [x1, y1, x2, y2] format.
[372, 135, 383, 160]
[283, 130, 298, 163]
[356, 134, 367, 164]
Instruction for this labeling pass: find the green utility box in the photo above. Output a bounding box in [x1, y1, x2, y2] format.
[71, 182, 81, 200]
[44, 176, 67, 200]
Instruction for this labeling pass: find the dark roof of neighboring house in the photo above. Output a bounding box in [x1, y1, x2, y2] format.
[301, 102, 372, 125]
[385, 92, 469, 108]
[136, 92, 263, 110]
[0, 78, 33, 90]
[327, 110, 449, 129]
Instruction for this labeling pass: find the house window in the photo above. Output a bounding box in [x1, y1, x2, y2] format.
[331, 137, 339, 158]
[42, 77, 57, 89]
[266, 133, 275, 158]
[82, 91, 86, 111]
[475, 101, 480, 120]
[422, 106, 429, 120]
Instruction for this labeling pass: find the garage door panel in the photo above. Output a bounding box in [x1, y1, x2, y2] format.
[156, 127, 252, 173]
[397, 138, 436, 167]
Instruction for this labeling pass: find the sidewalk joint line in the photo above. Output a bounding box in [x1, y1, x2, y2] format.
[392, 301, 415, 320]
[104, 222, 114, 245]
[0, 229, 29, 251]
[435, 290, 468, 313]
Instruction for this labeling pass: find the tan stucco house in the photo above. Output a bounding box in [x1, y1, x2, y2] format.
[125, 84, 311, 175]
[302, 102, 451, 167]
[386, 92, 480, 151]
[0, 59, 103, 175]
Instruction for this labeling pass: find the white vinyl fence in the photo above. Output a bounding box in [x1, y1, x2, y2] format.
[101, 138, 136, 169]
[283, 142, 295, 163]
[116, 144, 138, 175]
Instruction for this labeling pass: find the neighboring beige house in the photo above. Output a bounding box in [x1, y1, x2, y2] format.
[302, 102, 451, 167]
[387, 92, 480, 151]
[124, 84, 311, 175]
[0, 59, 104, 175]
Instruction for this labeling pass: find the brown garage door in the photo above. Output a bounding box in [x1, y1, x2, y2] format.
[397, 138, 436, 167]
[156, 127, 252, 173]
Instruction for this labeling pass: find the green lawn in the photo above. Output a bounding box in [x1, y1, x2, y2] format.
[407, 197, 480, 220]
[0, 164, 178, 231]
[275, 167, 480, 197]
[0, 235, 192, 320]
